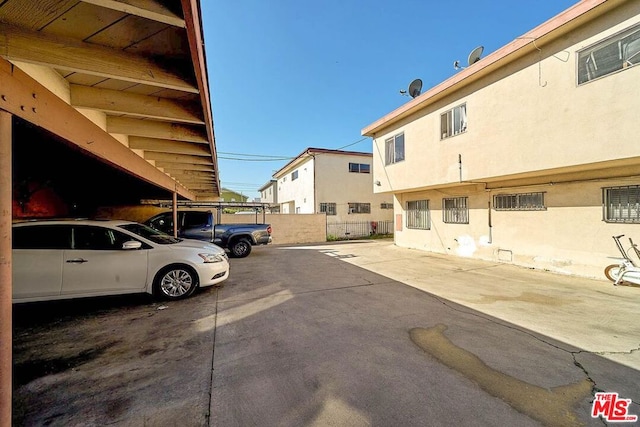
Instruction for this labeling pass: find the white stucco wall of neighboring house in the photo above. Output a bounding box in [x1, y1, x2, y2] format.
[276, 155, 315, 214]
[259, 180, 278, 204]
[365, 0, 640, 278]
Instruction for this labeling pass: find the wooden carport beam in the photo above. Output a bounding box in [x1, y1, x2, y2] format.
[0, 58, 195, 200]
[80, 0, 186, 28]
[107, 117, 207, 143]
[144, 152, 213, 165]
[0, 24, 197, 93]
[0, 111, 12, 427]
[128, 136, 210, 156]
[71, 85, 204, 124]
[154, 161, 213, 171]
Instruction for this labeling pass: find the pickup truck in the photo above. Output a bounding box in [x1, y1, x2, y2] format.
[145, 210, 272, 258]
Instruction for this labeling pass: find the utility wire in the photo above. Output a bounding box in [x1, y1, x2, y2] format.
[217, 136, 370, 162]
[335, 136, 369, 150]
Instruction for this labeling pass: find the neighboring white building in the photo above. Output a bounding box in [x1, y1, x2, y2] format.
[362, 0, 640, 278]
[259, 179, 278, 205]
[273, 148, 394, 223]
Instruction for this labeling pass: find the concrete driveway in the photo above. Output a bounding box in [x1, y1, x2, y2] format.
[12, 241, 640, 426]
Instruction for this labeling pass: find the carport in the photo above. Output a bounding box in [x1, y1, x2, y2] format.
[0, 1, 221, 423]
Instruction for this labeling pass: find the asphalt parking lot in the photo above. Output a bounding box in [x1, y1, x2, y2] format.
[12, 241, 640, 426]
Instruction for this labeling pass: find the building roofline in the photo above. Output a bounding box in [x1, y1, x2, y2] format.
[258, 179, 277, 192]
[362, 0, 619, 137]
[273, 147, 374, 178]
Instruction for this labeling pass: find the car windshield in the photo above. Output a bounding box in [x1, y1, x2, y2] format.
[119, 223, 181, 245]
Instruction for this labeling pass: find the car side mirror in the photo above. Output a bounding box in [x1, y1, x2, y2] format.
[122, 240, 142, 250]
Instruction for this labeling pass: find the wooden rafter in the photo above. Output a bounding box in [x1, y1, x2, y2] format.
[79, 0, 186, 27]
[70, 85, 203, 124]
[107, 117, 207, 143]
[0, 23, 197, 93]
[128, 136, 210, 155]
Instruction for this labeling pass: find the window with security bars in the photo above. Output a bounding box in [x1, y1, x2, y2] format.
[578, 24, 640, 85]
[348, 203, 371, 214]
[319, 202, 337, 215]
[603, 185, 640, 223]
[384, 133, 405, 165]
[407, 200, 430, 230]
[443, 197, 468, 224]
[494, 192, 545, 211]
[380, 202, 393, 209]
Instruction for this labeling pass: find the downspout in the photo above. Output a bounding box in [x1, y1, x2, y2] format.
[0, 111, 12, 426]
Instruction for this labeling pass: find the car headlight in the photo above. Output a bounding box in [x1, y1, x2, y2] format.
[198, 253, 225, 263]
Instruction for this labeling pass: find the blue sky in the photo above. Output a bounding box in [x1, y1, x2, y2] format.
[201, 0, 578, 199]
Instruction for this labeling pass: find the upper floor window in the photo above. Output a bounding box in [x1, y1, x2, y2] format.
[348, 202, 371, 214]
[494, 192, 546, 211]
[578, 24, 640, 85]
[603, 185, 640, 223]
[441, 104, 467, 140]
[406, 200, 430, 230]
[385, 133, 405, 165]
[349, 163, 370, 173]
[443, 197, 469, 224]
[380, 202, 393, 209]
[291, 170, 299, 181]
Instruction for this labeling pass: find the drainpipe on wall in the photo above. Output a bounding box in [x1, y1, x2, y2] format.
[0, 111, 13, 426]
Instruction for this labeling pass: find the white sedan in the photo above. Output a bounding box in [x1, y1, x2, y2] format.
[12, 219, 229, 302]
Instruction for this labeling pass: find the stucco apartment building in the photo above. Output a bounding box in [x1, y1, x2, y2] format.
[362, 0, 640, 279]
[273, 148, 394, 223]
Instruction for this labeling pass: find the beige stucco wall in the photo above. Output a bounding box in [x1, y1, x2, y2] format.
[221, 213, 326, 245]
[315, 153, 394, 222]
[369, 2, 640, 278]
[95, 206, 327, 245]
[395, 178, 638, 279]
[372, 3, 640, 193]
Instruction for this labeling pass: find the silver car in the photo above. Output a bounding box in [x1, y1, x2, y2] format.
[12, 219, 229, 302]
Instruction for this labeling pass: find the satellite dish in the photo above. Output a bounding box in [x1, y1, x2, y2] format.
[408, 79, 422, 98]
[467, 46, 484, 66]
[454, 45, 485, 70]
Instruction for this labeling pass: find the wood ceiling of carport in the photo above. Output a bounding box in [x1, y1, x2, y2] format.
[0, 0, 220, 200]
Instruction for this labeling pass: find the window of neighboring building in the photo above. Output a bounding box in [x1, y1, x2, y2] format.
[385, 133, 405, 165]
[349, 163, 370, 173]
[443, 197, 469, 224]
[441, 103, 467, 140]
[381, 202, 393, 209]
[292, 170, 299, 181]
[406, 200, 430, 230]
[320, 202, 337, 215]
[494, 192, 546, 211]
[348, 202, 371, 214]
[603, 185, 640, 223]
[578, 24, 640, 85]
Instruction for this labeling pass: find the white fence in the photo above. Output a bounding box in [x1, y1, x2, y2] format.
[326, 220, 393, 240]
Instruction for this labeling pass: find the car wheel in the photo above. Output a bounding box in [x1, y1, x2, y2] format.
[154, 265, 199, 300]
[230, 239, 252, 258]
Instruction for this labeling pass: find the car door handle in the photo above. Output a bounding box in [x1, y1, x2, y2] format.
[66, 258, 88, 264]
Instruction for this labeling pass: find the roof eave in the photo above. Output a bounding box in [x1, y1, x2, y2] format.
[362, 0, 617, 137]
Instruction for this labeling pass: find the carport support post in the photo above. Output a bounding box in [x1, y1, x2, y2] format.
[172, 190, 178, 238]
[0, 111, 12, 426]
